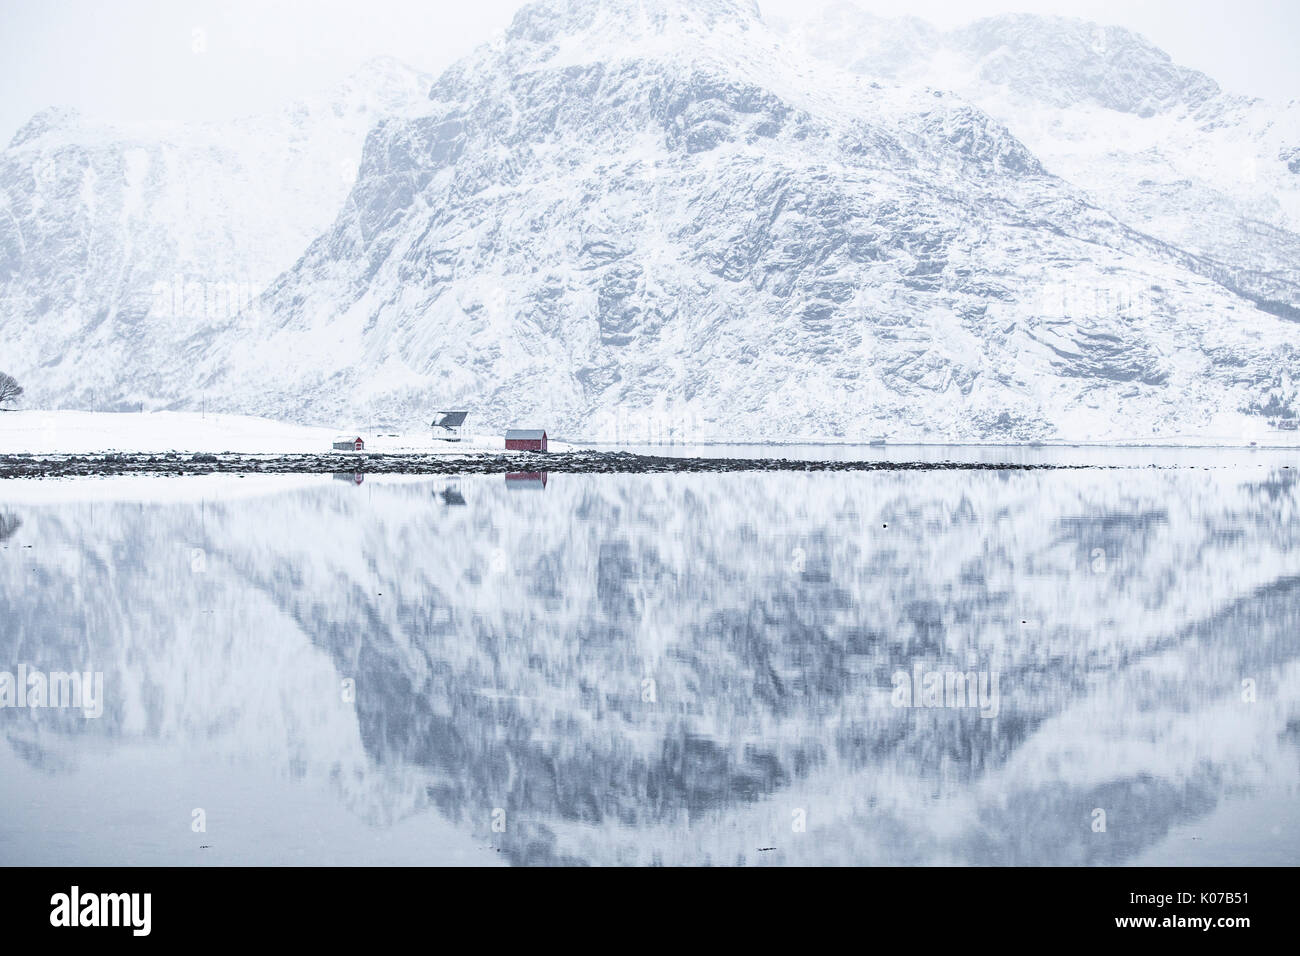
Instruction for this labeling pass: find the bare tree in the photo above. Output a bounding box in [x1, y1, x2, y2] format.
[0, 372, 21, 408]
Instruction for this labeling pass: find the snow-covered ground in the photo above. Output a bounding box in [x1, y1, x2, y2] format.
[2, 409, 1294, 459]
[0, 410, 573, 456]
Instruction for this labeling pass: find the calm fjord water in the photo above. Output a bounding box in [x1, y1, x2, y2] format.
[1, 460, 1298, 865]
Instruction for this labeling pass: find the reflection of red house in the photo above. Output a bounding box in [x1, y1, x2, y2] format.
[505, 471, 548, 490]
[505, 429, 547, 452]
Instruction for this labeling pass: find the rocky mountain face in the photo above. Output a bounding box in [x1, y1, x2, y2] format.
[0, 57, 432, 410]
[3, 0, 1299, 441]
[776, 8, 1300, 317]
[196, 0, 1300, 440]
[3, 468, 1298, 863]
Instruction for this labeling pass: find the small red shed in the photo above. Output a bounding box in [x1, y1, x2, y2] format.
[332, 436, 365, 452]
[505, 429, 547, 452]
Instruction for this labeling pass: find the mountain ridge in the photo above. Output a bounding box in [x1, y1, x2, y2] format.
[188, 0, 1300, 440]
[0, 57, 433, 410]
[2, 1, 1298, 442]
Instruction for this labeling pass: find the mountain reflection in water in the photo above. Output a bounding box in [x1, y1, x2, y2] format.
[1, 467, 1298, 865]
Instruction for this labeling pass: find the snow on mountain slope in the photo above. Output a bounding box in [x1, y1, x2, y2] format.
[191, 0, 1300, 442]
[0, 57, 432, 411]
[776, 6, 1300, 322]
[3, 1, 1298, 443]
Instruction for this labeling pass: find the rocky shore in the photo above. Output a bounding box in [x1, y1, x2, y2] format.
[0, 450, 1104, 479]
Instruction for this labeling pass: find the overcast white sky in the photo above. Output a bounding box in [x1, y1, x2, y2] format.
[1, 0, 1297, 143]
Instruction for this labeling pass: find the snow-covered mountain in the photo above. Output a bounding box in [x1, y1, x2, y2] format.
[775, 7, 1300, 321]
[4, 0, 1300, 442]
[196, 0, 1300, 440]
[0, 56, 432, 410]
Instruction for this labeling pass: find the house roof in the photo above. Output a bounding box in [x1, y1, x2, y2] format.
[505, 429, 547, 440]
[434, 411, 468, 427]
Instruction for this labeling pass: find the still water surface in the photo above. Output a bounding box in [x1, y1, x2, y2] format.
[1, 460, 1297, 865]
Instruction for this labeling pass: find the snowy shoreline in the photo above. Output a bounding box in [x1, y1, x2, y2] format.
[0, 450, 1175, 479]
[0, 410, 574, 456]
[3, 410, 1299, 457]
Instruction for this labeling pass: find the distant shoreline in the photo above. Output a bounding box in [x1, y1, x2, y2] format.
[0, 451, 1115, 479]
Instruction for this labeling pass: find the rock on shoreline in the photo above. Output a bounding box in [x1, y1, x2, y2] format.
[0, 451, 1100, 479]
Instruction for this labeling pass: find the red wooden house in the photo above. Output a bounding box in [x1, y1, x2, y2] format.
[505, 429, 547, 452]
